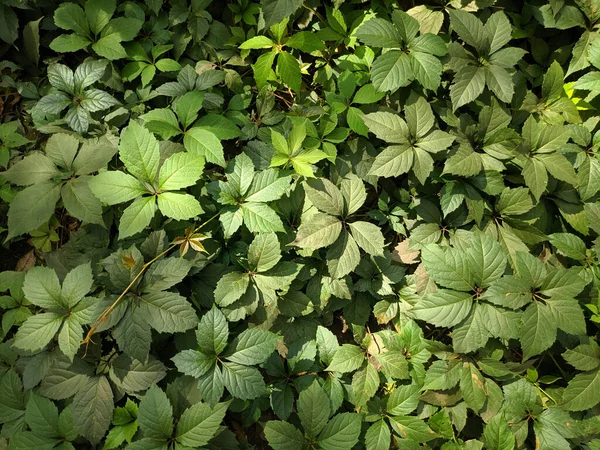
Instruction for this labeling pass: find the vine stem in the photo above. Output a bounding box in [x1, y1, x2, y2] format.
[80, 213, 219, 353]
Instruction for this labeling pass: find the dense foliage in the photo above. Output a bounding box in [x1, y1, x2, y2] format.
[2, 0, 600, 448]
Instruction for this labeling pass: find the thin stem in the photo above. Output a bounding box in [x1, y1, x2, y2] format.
[81, 213, 219, 353]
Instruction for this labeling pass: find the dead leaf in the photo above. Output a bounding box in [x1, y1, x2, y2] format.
[392, 239, 420, 264]
[16, 250, 36, 271]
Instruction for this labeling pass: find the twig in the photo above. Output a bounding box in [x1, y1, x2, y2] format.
[81, 213, 219, 353]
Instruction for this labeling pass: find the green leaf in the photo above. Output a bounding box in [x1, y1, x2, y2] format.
[483, 414, 515, 450]
[389, 415, 437, 443]
[485, 11, 512, 55]
[450, 66, 486, 111]
[92, 35, 127, 60]
[139, 109, 182, 140]
[73, 137, 117, 175]
[520, 302, 556, 360]
[348, 221, 384, 256]
[413, 290, 473, 327]
[241, 202, 285, 232]
[119, 121, 160, 184]
[23, 266, 62, 309]
[411, 51, 443, 90]
[460, 363, 487, 411]
[54, 3, 90, 37]
[245, 169, 290, 203]
[176, 401, 228, 448]
[158, 152, 204, 191]
[240, 35, 275, 49]
[139, 291, 198, 333]
[248, 232, 281, 272]
[172, 350, 215, 379]
[421, 244, 474, 291]
[276, 51, 302, 93]
[13, 313, 63, 352]
[0, 5, 18, 45]
[365, 420, 391, 450]
[221, 361, 266, 400]
[58, 317, 83, 360]
[318, 413, 362, 450]
[157, 192, 203, 220]
[355, 18, 401, 48]
[252, 51, 277, 89]
[326, 344, 364, 373]
[61, 178, 104, 225]
[137, 386, 173, 440]
[3, 153, 60, 186]
[261, 0, 303, 28]
[563, 344, 600, 371]
[194, 115, 240, 140]
[411, 147, 434, 184]
[72, 376, 114, 445]
[286, 31, 326, 52]
[85, 0, 115, 35]
[485, 65, 514, 103]
[109, 355, 166, 392]
[448, 9, 488, 55]
[327, 230, 361, 279]
[392, 10, 419, 43]
[226, 328, 279, 365]
[340, 174, 366, 216]
[119, 196, 157, 239]
[540, 268, 586, 298]
[543, 60, 565, 101]
[522, 158, 548, 200]
[496, 187, 534, 216]
[452, 304, 490, 354]
[387, 384, 420, 415]
[298, 380, 330, 438]
[89, 171, 147, 205]
[350, 362, 379, 408]
[368, 144, 413, 178]
[293, 213, 342, 249]
[362, 112, 409, 144]
[578, 156, 600, 201]
[562, 369, 600, 411]
[215, 272, 250, 307]
[465, 232, 507, 287]
[184, 128, 225, 167]
[196, 306, 229, 355]
[174, 91, 204, 129]
[371, 50, 412, 93]
[264, 421, 306, 450]
[545, 297, 586, 336]
[548, 233, 587, 260]
[50, 33, 91, 52]
[304, 178, 345, 216]
[24, 392, 59, 437]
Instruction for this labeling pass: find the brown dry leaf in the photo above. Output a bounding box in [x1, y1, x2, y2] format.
[414, 263, 436, 296]
[392, 239, 420, 265]
[16, 250, 36, 271]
